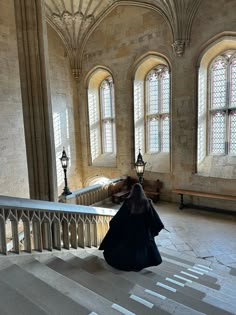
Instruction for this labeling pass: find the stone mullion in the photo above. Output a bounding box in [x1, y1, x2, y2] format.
[14, 0, 57, 201]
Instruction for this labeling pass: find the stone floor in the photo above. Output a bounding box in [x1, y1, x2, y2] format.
[101, 200, 236, 271]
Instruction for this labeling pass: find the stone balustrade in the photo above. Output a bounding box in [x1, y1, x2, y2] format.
[0, 195, 116, 256]
[61, 177, 125, 206]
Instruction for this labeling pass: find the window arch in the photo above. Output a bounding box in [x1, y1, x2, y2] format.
[100, 77, 115, 153]
[87, 68, 116, 166]
[133, 55, 171, 173]
[197, 37, 236, 179]
[208, 51, 236, 155]
[146, 65, 170, 153]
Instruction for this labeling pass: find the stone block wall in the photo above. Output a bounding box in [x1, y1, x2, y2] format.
[0, 0, 29, 198]
[47, 26, 83, 193]
[77, 2, 236, 210]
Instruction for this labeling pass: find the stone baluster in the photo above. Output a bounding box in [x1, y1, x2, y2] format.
[23, 219, 32, 253]
[52, 218, 61, 250]
[0, 213, 7, 255]
[62, 219, 70, 249]
[70, 219, 77, 249]
[32, 219, 43, 252]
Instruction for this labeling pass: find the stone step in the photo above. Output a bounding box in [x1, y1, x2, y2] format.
[59, 251, 206, 315]
[0, 278, 49, 315]
[160, 247, 236, 282]
[18, 257, 121, 315]
[159, 250, 236, 293]
[0, 263, 90, 315]
[89, 249, 236, 315]
[44, 255, 161, 315]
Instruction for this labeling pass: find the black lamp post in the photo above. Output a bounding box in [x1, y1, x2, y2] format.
[60, 148, 72, 196]
[135, 149, 147, 184]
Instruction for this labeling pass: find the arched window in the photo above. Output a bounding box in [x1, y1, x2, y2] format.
[87, 69, 116, 166]
[100, 77, 115, 153]
[146, 66, 170, 153]
[133, 55, 171, 173]
[209, 51, 236, 155]
[197, 39, 236, 179]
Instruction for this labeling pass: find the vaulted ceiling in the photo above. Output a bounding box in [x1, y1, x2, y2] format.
[45, 0, 202, 77]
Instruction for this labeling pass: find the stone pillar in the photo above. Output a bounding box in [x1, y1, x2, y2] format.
[13, 0, 57, 201]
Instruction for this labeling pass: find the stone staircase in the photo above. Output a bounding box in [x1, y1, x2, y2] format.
[0, 247, 236, 315]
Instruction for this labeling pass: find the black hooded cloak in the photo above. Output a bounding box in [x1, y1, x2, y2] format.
[99, 199, 164, 271]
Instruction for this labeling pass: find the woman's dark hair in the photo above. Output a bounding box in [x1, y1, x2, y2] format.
[127, 183, 149, 214]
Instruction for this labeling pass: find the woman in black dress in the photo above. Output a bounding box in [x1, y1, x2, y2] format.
[99, 183, 165, 271]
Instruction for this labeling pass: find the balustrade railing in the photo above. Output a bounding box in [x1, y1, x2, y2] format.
[0, 195, 116, 256]
[62, 177, 125, 206]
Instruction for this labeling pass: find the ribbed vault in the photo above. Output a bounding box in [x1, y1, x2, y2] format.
[45, 0, 202, 77]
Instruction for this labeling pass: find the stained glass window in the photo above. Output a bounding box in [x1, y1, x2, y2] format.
[134, 81, 144, 157]
[88, 75, 116, 162]
[229, 111, 236, 154]
[210, 111, 225, 154]
[230, 58, 236, 107]
[146, 65, 170, 153]
[162, 115, 170, 152]
[88, 90, 100, 161]
[100, 77, 115, 153]
[209, 51, 236, 155]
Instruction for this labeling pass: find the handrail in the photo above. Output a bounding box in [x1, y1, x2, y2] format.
[0, 195, 116, 216]
[0, 194, 116, 256]
[62, 177, 126, 206]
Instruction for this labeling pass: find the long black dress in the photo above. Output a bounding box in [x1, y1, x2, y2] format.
[99, 199, 164, 271]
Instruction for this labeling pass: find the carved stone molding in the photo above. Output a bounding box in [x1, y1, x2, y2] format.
[155, 0, 202, 56]
[72, 68, 80, 79]
[45, 0, 115, 77]
[172, 40, 188, 57]
[44, 0, 203, 74]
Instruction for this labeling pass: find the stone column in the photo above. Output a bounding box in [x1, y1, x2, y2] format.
[14, 0, 57, 201]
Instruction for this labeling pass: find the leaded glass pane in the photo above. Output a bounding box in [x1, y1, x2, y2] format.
[229, 111, 236, 154]
[210, 111, 225, 154]
[90, 129, 99, 161]
[103, 121, 113, 153]
[88, 91, 98, 126]
[148, 118, 159, 152]
[66, 109, 69, 139]
[56, 150, 64, 186]
[162, 115, 169, 152]
[134, 80, 143, 122]
[135, 126, 144, 158]
[53, 112, 62, 148]
[211, 58, 227, 109]
[147, 72, 158, 114]
[198, 125, 205, 163]
[161, 70, 170, 113]
[230, 58, 236, 107]
[101, 80, 112, 118]
[198, 69, 207, 163]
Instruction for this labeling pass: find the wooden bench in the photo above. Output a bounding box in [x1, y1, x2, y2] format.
[172, 189, 236, 210]
[111, 177, 161, 204]
[143, 179, 161, 202]
[112, 190, 130, 204]
[110, 178, 131, 204]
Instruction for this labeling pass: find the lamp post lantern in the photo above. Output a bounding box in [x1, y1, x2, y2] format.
[60, 148, 72, 196]
[135, 149, 146, 184]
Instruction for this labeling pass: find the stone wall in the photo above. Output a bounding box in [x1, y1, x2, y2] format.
[78, 2, 236, 210]
[79, 5, 173, 185]
[0, 0, 29, 198]
[47, 25, 83, 193]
